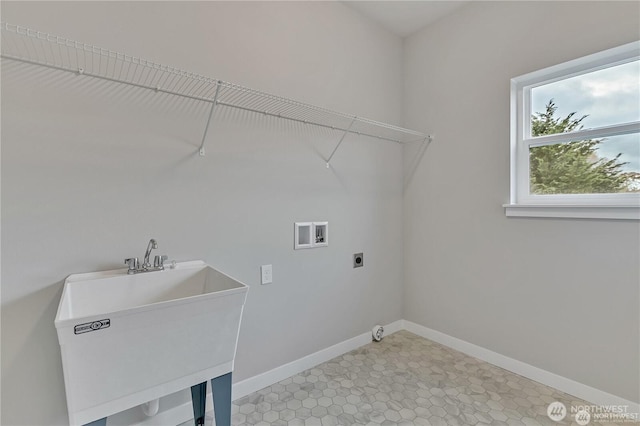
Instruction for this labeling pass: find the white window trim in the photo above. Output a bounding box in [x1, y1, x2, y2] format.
[506, 40, 640, 220]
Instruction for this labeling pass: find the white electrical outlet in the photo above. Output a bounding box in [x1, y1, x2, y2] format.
[261, 265, 273, 285]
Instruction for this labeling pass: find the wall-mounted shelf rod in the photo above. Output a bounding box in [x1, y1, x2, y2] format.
[213, 100, 425, 144]
[0, 53, 218, 105]
[1, 22, 431, 159]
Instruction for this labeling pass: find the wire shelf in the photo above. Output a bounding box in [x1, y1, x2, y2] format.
[1, 22, 430, 160]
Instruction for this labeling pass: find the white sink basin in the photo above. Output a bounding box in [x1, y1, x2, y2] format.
[55, 261, 249, 426]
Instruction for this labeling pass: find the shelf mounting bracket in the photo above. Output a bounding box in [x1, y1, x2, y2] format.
[199, 81, 222, 156]
[326, 116, 357, 168]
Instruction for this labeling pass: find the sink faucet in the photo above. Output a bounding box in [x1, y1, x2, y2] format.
[142, 239, 158, 269]
[125, 239, 168, 274]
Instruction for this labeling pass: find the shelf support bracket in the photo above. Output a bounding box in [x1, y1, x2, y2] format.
[199, 81, 222, 156]
[326, 116, 357, 168]
[403, 134, 433, 190]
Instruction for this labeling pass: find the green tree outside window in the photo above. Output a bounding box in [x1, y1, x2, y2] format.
[530, 100, 640, 194]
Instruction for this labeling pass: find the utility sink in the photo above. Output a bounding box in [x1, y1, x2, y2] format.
[55, 261, 249, 426]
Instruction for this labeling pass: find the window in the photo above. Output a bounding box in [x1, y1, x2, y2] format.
[507, 41, 640, 219]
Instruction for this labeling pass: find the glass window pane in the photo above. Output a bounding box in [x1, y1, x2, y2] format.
[529, 133, 640, 194]
[531, 60, 640, 137]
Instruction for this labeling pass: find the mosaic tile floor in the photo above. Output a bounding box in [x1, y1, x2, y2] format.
[182, 330, 625, 425]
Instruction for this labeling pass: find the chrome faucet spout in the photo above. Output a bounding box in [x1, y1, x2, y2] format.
[143, 239, 158, 269]
[125, 239, 166, 274]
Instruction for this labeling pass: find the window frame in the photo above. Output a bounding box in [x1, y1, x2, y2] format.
[506, 41, 640, 220]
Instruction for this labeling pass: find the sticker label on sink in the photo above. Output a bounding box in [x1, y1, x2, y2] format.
[74, 319, 110, 335]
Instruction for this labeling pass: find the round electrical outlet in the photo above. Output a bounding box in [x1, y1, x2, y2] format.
[353, 253, 364, 268]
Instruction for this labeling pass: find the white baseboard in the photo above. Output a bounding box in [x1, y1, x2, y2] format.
[129, 318, 638, 425]
[402, 320, 640, 414]
[233, 319, 404, 400]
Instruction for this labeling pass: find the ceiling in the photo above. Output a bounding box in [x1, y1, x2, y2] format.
[343, 1, 470, 38]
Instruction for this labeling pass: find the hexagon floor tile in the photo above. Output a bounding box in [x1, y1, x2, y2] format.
[179, 331, 628, 425]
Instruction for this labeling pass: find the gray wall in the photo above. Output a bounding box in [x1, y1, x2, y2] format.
[403, 1, 640, 403]
[1, 2, 405, 424]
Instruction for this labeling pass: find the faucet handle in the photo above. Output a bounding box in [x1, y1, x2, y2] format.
[154, 255, 169, 268]
[125, 257, 139, 274]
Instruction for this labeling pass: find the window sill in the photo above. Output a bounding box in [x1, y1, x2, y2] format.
[503, 204, 640, 220]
